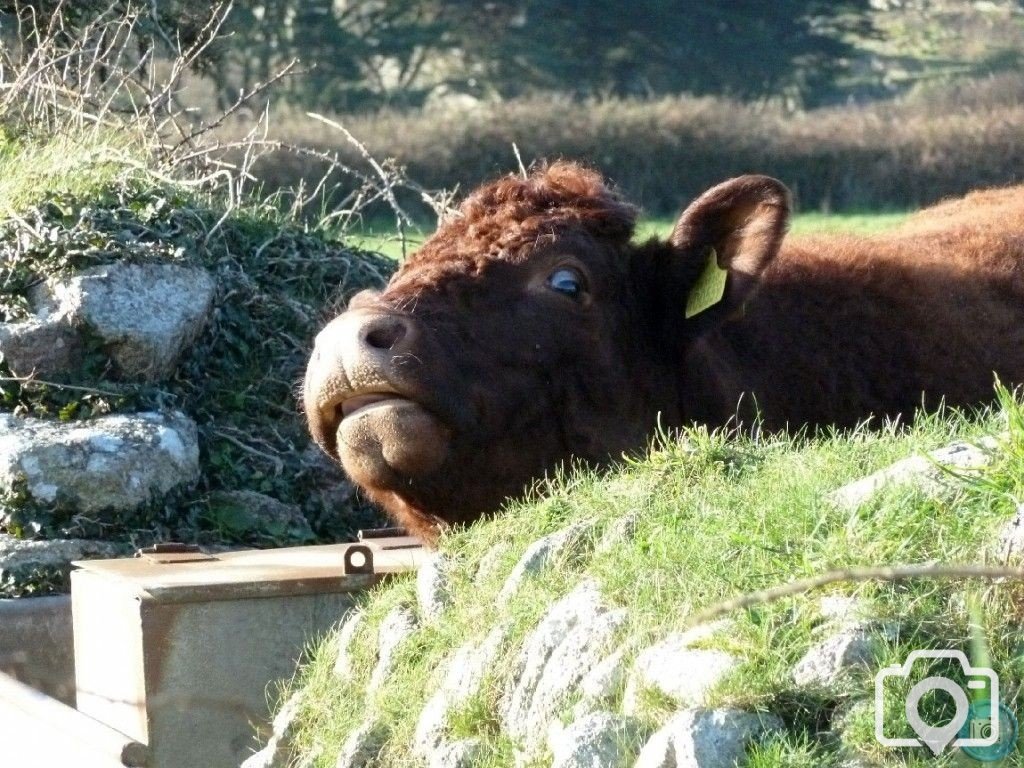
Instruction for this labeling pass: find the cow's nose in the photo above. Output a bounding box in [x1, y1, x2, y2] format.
[311, 310, 417, 372]
[361, 314, 412, 353]
[304, 310, 420, 454]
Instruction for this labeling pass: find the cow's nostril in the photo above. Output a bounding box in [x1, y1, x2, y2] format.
[363, 318, 408, 351]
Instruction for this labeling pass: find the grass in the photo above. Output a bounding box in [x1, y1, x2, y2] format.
[351, 210, 910, 262]
[0, 130, 147, 213]
[637, 212, 910, 240]
[784, 212, 909, 236]
[285, 388, 1024, 767]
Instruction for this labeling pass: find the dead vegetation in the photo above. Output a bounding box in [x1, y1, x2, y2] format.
[228, 76, 1024, 216]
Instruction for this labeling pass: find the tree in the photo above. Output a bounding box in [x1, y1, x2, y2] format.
[211, 1, 880, 110]
[437, 0, 875, 104]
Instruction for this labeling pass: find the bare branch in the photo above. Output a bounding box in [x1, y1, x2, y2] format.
[685, 562, 1024, 628]
[168, 59, 300, 155]
[0, 375, 123, 398]
[0, 1, 454, 249]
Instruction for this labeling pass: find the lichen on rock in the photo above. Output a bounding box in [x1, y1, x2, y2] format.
[0, 410, 199, 526]
[499, 580, 626, 751]
[28, 262, 216, 381]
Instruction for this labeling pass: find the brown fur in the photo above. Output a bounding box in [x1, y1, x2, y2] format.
[308, 162, 1024, 537]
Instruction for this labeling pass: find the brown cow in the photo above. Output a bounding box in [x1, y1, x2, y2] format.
[304, 162, 1024, 540]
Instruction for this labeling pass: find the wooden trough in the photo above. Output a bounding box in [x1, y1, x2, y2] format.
[0, 531, 426, 767]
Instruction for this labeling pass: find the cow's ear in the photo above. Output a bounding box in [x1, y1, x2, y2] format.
[666, 175, 790, 329]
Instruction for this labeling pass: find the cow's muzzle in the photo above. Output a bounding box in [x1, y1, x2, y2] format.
[304, 307, 451, 489]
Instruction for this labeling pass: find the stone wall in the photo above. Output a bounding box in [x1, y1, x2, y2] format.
[0, 188, 393, 596]
[248, 435, 1010, 768]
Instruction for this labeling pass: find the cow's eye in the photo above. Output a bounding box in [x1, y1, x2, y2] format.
[547, 268, 585, 299]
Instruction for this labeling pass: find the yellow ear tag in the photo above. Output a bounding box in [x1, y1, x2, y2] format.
[684, 247, 728, 319]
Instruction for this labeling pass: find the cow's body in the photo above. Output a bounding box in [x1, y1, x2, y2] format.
[304, 164, 1024, 539]
[684, 208, 1024, 429]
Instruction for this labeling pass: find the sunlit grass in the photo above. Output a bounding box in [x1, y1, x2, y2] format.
[288, 389, 1024, 767]
[353, 210, 909, 261]
[0, 131, 148, 214]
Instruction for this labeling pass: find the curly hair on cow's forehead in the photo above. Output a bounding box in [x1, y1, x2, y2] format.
[419, 161, 639, 260]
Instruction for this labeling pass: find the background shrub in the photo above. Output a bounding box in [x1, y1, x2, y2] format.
[233, 86, 1024, 217]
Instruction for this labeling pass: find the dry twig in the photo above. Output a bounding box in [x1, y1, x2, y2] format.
[685, 562, 1024, 628]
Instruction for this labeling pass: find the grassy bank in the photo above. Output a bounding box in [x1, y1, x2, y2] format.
[285, 389, 1024, 767]
[0, 134, 394, 594]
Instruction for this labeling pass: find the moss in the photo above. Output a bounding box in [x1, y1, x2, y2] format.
[0, 563, 76, 598]
[0, 477, 35, 537]
[0, 176, 394, 562]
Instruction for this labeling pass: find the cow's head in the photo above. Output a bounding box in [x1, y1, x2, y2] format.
[304, 162, 789, 538]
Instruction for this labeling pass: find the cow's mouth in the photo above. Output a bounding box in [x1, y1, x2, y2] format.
[340, 392, 407, 419]
[335, 392, 452, 488]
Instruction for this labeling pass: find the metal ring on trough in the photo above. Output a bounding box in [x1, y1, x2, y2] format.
[344, 544, 374, 575]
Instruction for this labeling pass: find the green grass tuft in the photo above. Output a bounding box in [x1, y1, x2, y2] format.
[0, 133, 148, 213]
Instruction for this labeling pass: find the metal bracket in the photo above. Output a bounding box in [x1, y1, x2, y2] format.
[357, 527, 408, 540]
[357, 527, 421, 550]
[343, 544, 374, 575]
[343, 527, 423, 575]
[135, 542, 216, 564]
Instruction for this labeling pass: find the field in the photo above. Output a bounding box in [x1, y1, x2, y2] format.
[235, 78, 1024, 220]
[351, 211, 911, 261]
